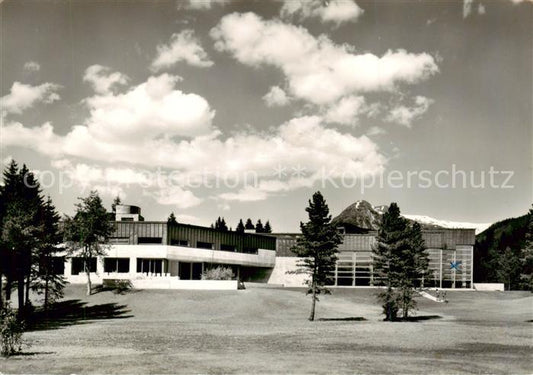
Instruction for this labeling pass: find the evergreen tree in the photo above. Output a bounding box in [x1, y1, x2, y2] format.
[0, 163, 43, 316]
[111, 195, 121, 213]
[520, 206, 533, 291]
[291, 192, 342, 321]
[35, 197, 65, 310]
[245, 218, 254, 230]
[236, 219, 245, 233]
[63, 191, 114, 295]
[167, 212, 178, 226]
[492, 247, 522, 291]
[213, 217, 228, 231]
[255, 219, 264, 233]
[264, 221, 272, 233]
[373, 203, 429, 320]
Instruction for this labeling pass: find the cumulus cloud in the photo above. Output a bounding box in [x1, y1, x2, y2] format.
[366, 126, 386, 136]
[83, 65, 129, 94]
[385, 96, 434, 127]
[144, 185, 203, 208]
[262, 86, 290, 107]
[323, 95, 367, 125]
[3, 113, 386, 196]
[211, 12, 438, 105]
[182, 0, 228, 10]
[1, 82, 60, 114]
[82, 72, 215, 143]
[280, 0, 364, 26]
[23, 61, 40, 72]
[151, 30, 214, 71]
[463, 0, 473, 18]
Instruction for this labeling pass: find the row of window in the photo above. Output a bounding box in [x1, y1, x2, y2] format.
[109, 237, 259, 254]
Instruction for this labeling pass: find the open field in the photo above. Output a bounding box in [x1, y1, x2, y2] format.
[1, 285, 532, 374]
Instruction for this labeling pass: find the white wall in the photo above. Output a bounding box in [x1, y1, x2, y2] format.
[267, 257, 307, 287]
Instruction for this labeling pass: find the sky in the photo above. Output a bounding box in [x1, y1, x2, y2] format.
[1, 0, 532, 232]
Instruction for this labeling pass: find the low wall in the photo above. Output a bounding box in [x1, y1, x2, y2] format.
[473, 283, 505, 291]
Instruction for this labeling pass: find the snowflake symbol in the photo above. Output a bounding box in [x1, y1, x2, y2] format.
[291, 164, 307, 178]
[272, 164, 288, 179]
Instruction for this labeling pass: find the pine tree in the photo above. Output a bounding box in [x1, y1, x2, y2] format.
[111, 195, 121, 213]
[245, 218, 254, 230]
[63, 191, 114, 295]
[373, 203, 429, 320]
[264, 221, 272, 233]
[236, 219, 245, 233]
[255, 219, 264, 233]
[291, 191, 342, 321]
[213, 217, 228, 231]
[35, 197, 65, 310]
[520, 206, 533, 291]
[167, 212, 178, 226]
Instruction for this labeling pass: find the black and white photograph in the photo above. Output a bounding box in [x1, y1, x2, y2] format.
[0, 0, 532, 373]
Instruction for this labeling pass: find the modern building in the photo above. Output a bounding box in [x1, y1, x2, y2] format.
[59, 204, 475, 289]
[62, 205, 276, 288]
[271, 227, 475, 288]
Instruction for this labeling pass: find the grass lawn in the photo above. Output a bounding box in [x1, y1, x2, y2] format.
[1, 285, 532, 374]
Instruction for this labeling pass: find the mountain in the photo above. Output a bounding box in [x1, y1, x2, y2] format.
[331, 200, 382, 232]
[403, 215, 491, 234]
[332, 200, 490, 233]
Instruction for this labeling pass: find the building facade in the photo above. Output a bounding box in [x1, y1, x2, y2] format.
[62, 205, 276, 287]
[57, 205, 475, 289]
[272, 228, 475, 288]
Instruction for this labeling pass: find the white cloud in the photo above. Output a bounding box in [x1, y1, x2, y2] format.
[280, 0, 364, 26]
[81, 72, 215, 142]
[385, 96, 434, 127]
[146, 185, 203, 208]
[262, 86, 290, 107]
[478, 3, 486, 14]
[463, 0, 473, 18]
[323, 95, 366, 125]
[23, 61, 40, 72]
[211, 12, 438, 105]
[83, 65, 129, 94]
[183, 0, 228, 10]
[151, 30, 214, 71]
[1, 82, 60, 114]
[366, 126, 386, 136]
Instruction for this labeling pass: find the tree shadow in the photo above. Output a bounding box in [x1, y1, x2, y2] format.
[318, 317, 367, 322]
[394, 315, 442, 322]
[8, 351, 56, 357]
[26, 299, 133, 331]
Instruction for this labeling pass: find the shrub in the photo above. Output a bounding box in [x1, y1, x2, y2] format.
[102, 279, 133, 294]
[201, 266, 235, 280]
[0, 303, 24, 357]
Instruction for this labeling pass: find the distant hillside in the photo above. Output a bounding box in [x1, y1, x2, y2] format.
[474, 212, 531, 286]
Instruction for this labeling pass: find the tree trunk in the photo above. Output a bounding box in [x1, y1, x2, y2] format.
[25, 272, 30, 306]
[309, 281, 316, 321]
[85, 262, 92, 296]
[17, 273, 24, 319]
[6, 276, 11, 301]
[44, 272, 50, 311]
[0, 271, 3, 308]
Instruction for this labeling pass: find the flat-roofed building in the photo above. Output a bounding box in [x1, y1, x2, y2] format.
[268, 227, 475, 289]
[61, 205, 276, 288]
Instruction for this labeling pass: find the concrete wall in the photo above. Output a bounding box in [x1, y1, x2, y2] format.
[267, 257, 307, 287]
[473, 283, 505, 291]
